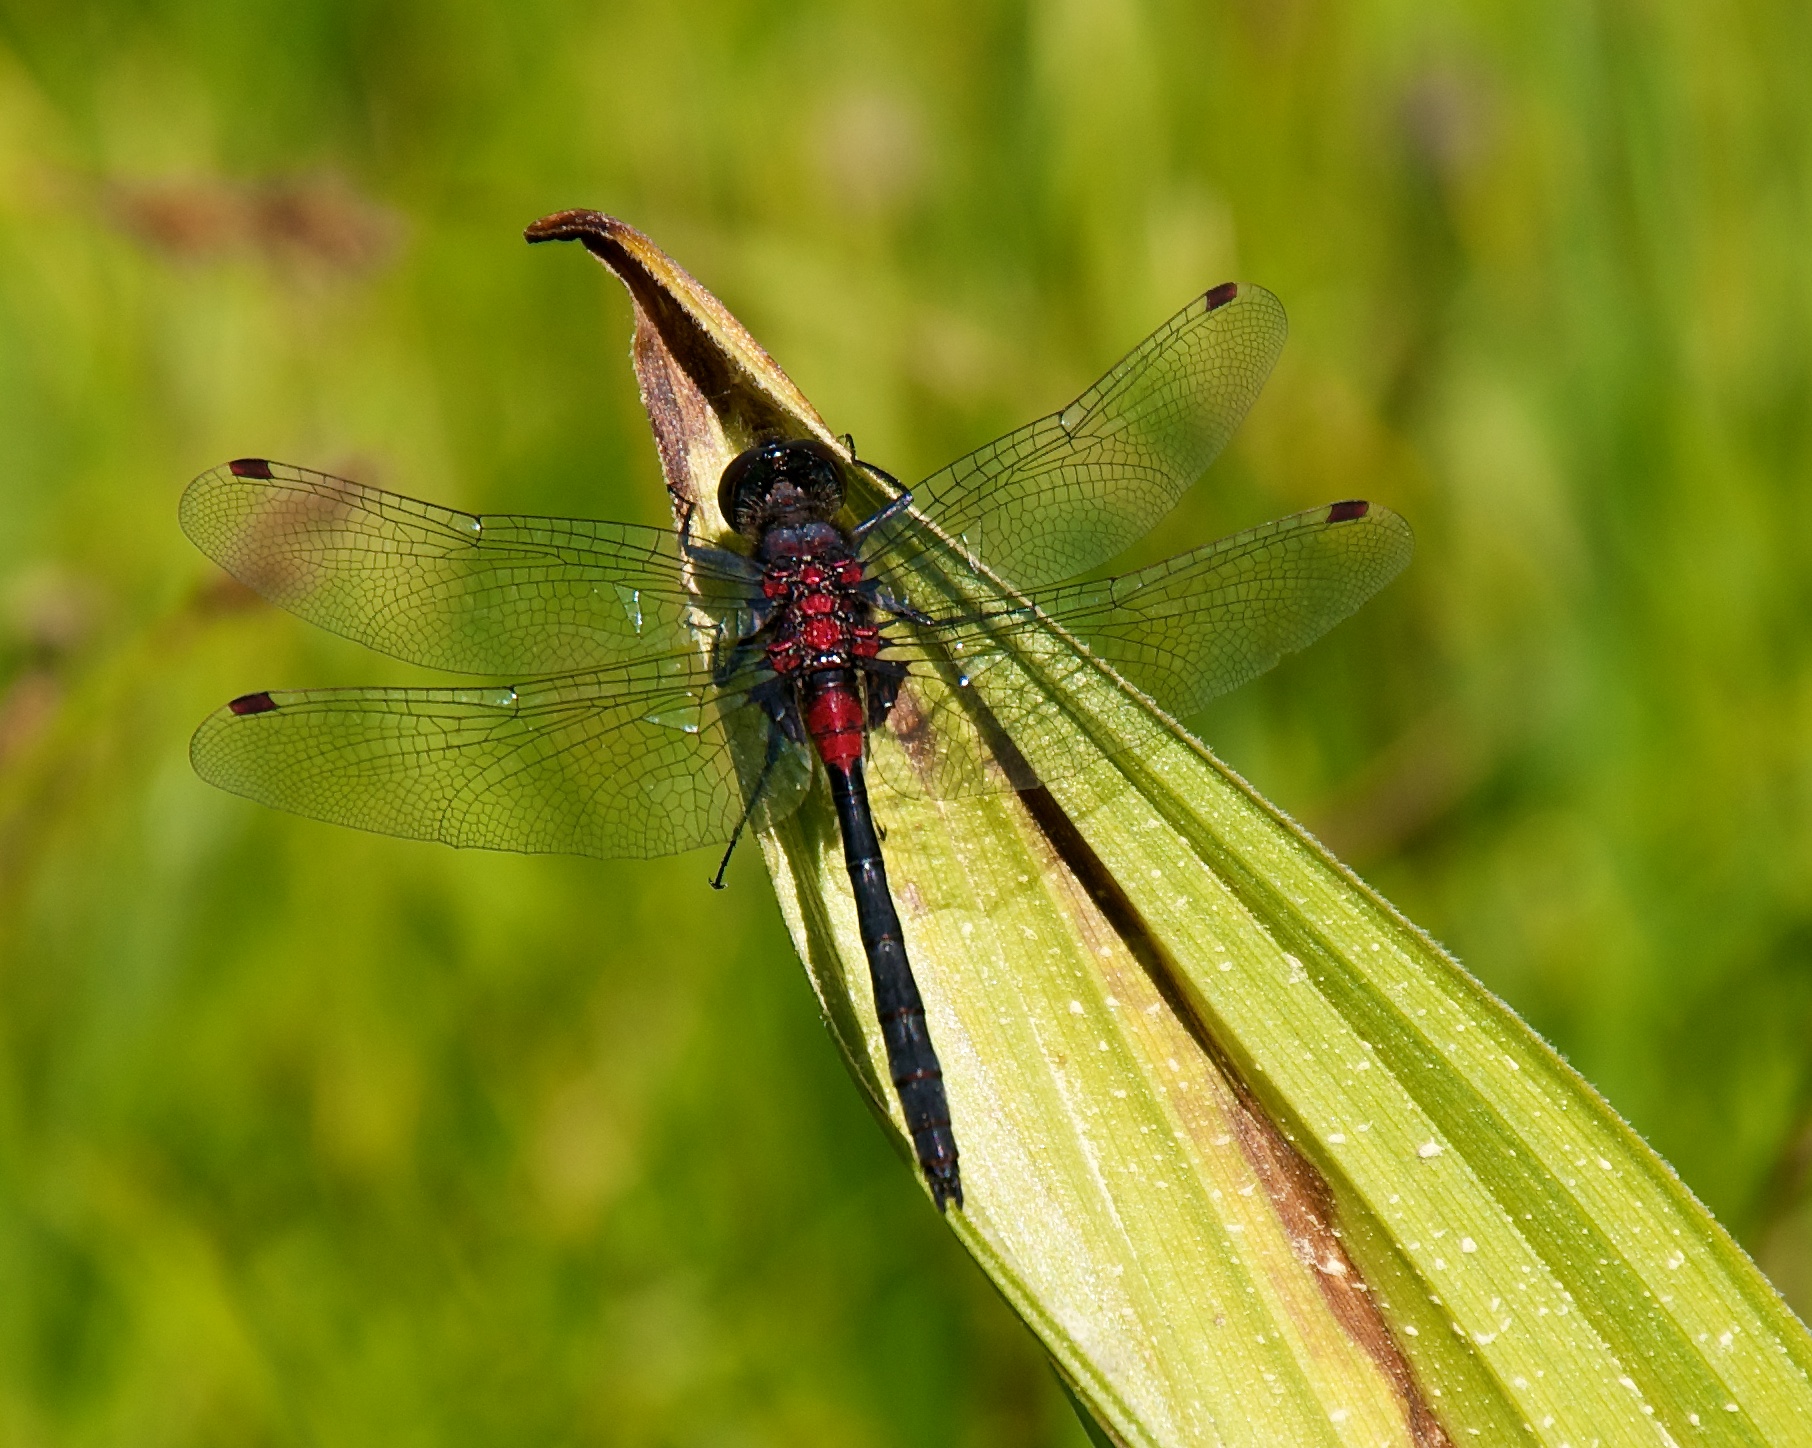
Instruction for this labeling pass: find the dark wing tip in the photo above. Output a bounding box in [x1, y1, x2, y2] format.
[1204, 282, 1240, 310]
[1326, 499, 1370, 523]
[228, 457, 274, 479]
[228, 691, 280, 716]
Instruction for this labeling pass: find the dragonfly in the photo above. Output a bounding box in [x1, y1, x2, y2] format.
[181, 281, 1413, 1212]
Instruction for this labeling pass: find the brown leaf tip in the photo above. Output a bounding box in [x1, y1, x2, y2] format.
[524, 210, 622, 247]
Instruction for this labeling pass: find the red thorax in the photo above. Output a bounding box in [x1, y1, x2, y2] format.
[760, 554, 882, 771]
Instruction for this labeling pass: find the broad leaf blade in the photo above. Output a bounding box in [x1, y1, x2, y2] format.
[538, 210, 1812, 1447]
[767, 574, 1812, 1442]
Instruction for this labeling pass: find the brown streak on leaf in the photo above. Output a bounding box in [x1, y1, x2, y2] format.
[1014, 776, 1452, 1448]
[925, 677, 1448, 1439]
[1222, 1072, 1451, 1447]
[628, 309, 724, 511]
[526, 211, 842, 522]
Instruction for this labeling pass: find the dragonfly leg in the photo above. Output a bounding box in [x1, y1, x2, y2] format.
[867, 587, 934, 627]
[748, 675, 806, 747]
[711, 615, 782, 688]
[709, 725, 788, 890]
[850, 488, 916, 546]
[680, 499, 764, 579]
[712, 635, 755, 688]
[842, 434, 907, 497]
[860, 657, 907, 729]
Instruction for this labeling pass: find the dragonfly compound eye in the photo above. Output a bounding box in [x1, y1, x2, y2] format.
[718, 438, 846, 536]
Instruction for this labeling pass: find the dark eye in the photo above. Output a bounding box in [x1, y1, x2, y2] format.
[785, 440, 846, 506]
[789, 439, 839, 473]
[717, 445, 764, 530]
[717, 437, 846, 535]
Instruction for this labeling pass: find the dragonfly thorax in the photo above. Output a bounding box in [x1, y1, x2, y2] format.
[756, 518, 847, 564]
[719, 437, 846, 539]
[759, 551, 881, 679]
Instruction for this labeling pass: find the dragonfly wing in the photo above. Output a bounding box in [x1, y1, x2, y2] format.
[1008, 498, 1414, 718]
[868, 650, 1067, 802]
[868, 500, 1412, 800]
[865, 284, 1287, 591]
[181, 460, 760, 675]
[190, 658, 810, 859]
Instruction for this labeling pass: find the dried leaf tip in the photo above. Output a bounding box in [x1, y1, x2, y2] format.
[523, 211, 843, 525]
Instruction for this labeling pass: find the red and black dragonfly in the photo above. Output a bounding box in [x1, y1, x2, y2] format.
[181, 282, 1412, 1211]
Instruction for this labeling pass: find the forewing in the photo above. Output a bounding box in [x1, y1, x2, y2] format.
[190, 657, 809, 859]
[998, 499, 1414, 718]
[866, 284, 1288, 591]
[867, 501, 1412, 800]
[181, 460, 759, 675]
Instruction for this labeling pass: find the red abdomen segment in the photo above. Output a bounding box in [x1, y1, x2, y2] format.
[804, 671, 866, 771]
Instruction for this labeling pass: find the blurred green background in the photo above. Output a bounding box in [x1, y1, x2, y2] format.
[1, 0, 1809, 1441]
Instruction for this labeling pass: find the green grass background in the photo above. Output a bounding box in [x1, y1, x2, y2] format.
[1, 1, 1809, 1442]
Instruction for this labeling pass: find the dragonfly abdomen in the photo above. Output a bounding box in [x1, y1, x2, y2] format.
[825, 756, 963, 1212]
[802, 670, 865, 771]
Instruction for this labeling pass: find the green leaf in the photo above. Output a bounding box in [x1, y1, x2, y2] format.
[764, 601, 1812, 1443]
[542, 210, 1812, 1448]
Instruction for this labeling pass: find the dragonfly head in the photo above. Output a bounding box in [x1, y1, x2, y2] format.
[719, 439, 846, 539]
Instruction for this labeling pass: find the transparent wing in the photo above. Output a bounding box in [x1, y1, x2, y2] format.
[180, 459, 760, 676]
[868, 500, 1412, 801]
[863, 284, 1288, 591]
[947, 498, 1414, 719]
[190, 655, 810, 859]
